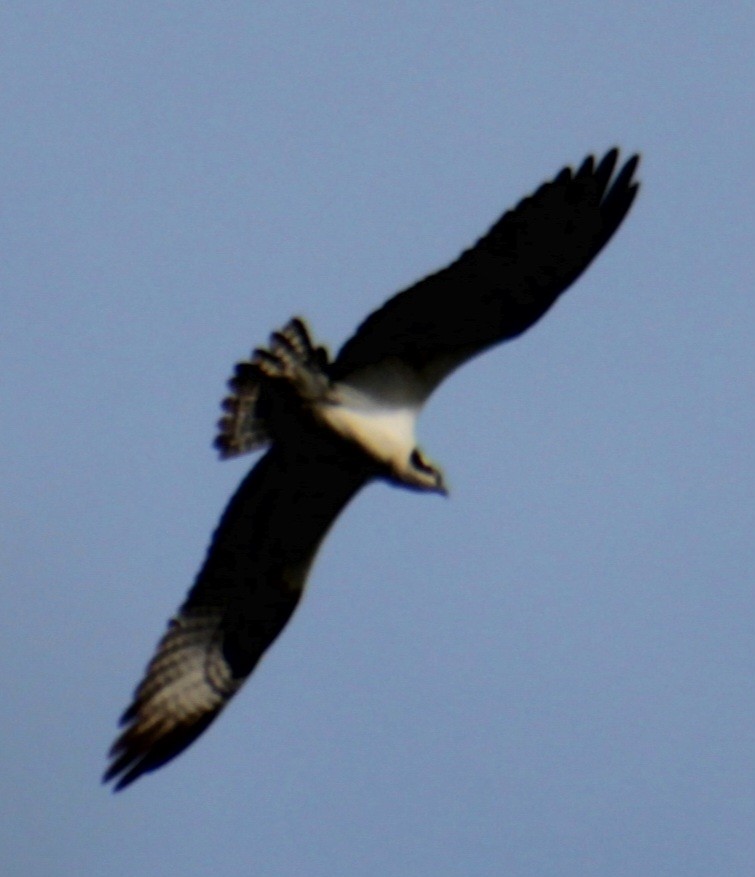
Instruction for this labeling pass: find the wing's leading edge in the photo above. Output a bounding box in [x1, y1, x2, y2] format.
[332, 150, 639, 398]
[104, 441, 370, 790]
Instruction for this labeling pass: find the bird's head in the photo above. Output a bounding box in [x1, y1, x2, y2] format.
[402, 448, 448, 496]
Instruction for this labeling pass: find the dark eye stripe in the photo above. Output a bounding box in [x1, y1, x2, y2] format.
[410, 449, 433, 473]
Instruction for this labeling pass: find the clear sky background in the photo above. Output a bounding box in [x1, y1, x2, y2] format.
[1, 4, 752, 876]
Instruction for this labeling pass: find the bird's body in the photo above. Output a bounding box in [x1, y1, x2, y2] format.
[105, 149, 640, 789]
[318, 397, 421, 481]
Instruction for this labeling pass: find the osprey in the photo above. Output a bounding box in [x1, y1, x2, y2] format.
[105, 149, 640, 789]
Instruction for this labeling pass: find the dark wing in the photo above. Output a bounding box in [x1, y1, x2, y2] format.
[331, 149, 639, 396]
[104, 440, 370, 790]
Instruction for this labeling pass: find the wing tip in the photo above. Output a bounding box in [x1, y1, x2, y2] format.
[103, 711, 218, 792]
[617, 153, 642, 194]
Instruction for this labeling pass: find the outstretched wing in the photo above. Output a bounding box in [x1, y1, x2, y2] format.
[104, 440, 370, 790]
[331, 149, 639, 399]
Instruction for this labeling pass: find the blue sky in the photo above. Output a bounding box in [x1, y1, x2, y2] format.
[1, 3, 752, 876]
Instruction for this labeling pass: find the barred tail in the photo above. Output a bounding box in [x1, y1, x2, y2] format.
[214, 318, 330, 459]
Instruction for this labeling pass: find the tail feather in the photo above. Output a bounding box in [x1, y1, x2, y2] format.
[215, 363, 269, 458]
[214, 318, 331, 459]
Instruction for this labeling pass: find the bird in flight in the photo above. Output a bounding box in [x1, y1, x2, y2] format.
[105, 149, 640, 790]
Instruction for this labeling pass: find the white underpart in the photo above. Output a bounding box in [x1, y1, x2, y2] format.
[318, 381, 421, 470]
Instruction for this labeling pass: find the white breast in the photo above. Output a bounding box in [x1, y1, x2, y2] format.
[317, 383, 420, 468]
